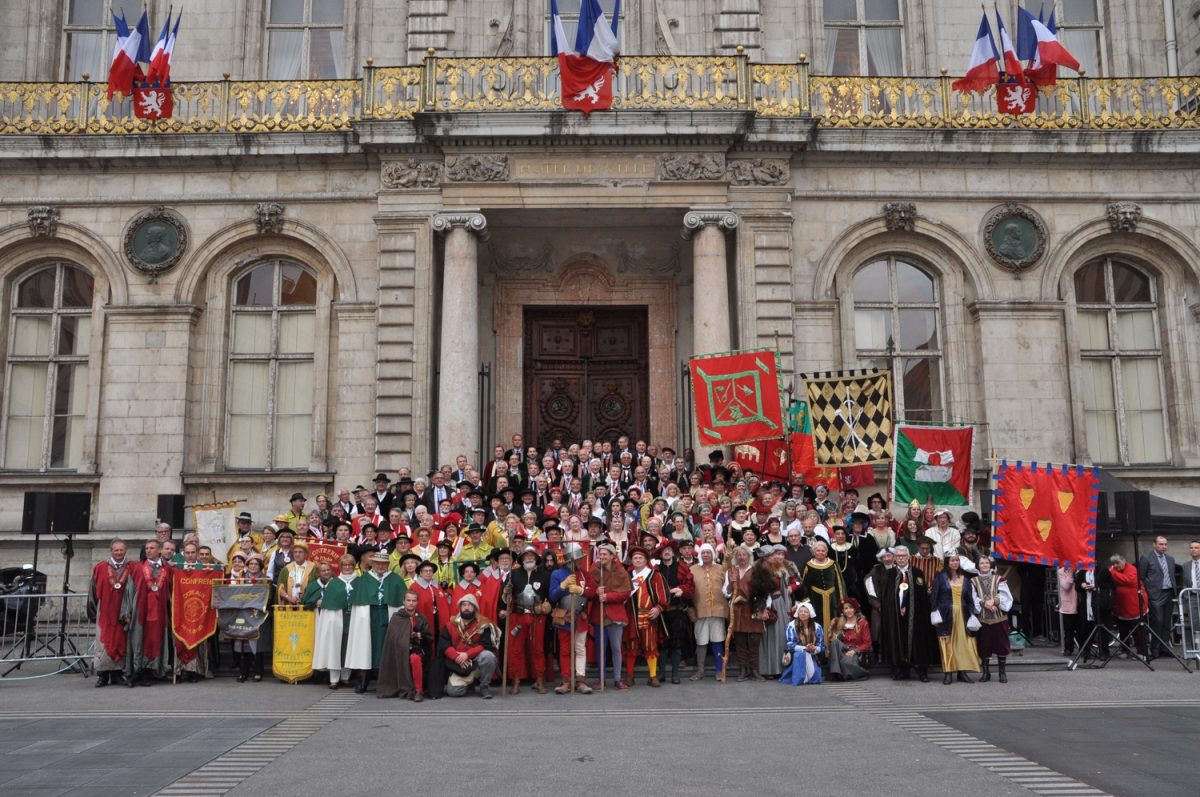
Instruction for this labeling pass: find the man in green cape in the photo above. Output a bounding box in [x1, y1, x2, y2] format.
[302, 562, 352, 689]
[345, 551, 407, 693]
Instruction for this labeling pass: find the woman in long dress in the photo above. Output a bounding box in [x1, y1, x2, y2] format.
[827, 597, 872, 681]
[779, 602, 824, 685]
[758, 545, 800, 677]
[930, 553, 981, 683]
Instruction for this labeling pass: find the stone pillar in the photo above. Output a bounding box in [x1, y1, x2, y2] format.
[682, 209, 739, 456]
[682, 209, 739, 357]
[432, 210, 488, 465]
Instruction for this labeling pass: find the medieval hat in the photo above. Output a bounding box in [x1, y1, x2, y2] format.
[290, 492, 306, 502]
[457, 593, 480, 610]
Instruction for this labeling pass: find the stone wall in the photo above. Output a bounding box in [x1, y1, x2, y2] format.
[0, 0, 1178, 81]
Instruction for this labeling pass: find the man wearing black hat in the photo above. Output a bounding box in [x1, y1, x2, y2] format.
[505, 547, 552, 694]
[280, 492, 306, 533]
[372, 473, 393, 515]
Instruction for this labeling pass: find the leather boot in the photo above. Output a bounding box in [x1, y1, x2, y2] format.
[956, 670, 974, 683]
[95, 671, 110, 688]
[942, 671, 953, 685]
[648, 676, 661, 687]
[998, 657, 1008, 683]
[980, 660, 991, 682]
[354, 673, 369, 694]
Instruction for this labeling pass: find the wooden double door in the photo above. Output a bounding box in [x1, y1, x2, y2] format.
[523, 306, 649, 448]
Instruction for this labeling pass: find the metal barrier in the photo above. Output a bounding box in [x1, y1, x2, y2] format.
[1180, 587, 1200, 663]
[0, 591, 94, 677]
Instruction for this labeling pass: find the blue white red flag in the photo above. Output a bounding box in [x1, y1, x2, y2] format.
[134, 11, 154, 74]
[952, 14, 1000, 94]
[550, 0, 621, 114]
[146, 13, 173, 85]
[995, 11, 1025, 80]
[1024, 9, 1080, 85]
[107, 12, 141, 99]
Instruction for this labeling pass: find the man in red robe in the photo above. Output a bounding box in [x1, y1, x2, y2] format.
[409, 560, 450, 698]
[89, 538, 132, 687]
[623, 545, 671, 687]
[122, 539, 173, 686]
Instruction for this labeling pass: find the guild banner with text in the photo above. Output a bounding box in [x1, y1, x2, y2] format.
[272, 606, 316, 684]
[171, 569, 223, 650]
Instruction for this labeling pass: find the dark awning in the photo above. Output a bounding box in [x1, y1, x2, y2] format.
[1095, 468, 1200, 535]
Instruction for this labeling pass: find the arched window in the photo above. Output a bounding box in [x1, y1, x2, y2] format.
[3, 263, 94, 469]
[1074, 258, 1167, 464]
[227, 260, 317, 470]
[852, 256, 942, 422]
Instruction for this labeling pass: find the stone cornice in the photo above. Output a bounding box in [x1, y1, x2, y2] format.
[968, 300, 1067, 320]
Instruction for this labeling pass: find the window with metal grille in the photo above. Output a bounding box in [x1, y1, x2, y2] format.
[823, 0, 903, 76]
[227, 260, 317, 470]
[266, 0, 346, 80]
[852, 256, 943, 423]
[3, 263, 94, 469]
[1074, 258, 1168, 464]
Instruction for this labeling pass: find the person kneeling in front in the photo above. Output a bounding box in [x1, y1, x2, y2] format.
[438, 593, 499, 699]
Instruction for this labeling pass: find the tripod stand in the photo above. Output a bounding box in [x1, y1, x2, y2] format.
[1067, 618, 1150, 671]
[0, 527, 88, 677]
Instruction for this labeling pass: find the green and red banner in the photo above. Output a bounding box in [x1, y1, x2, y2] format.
[690, 350, 784, 446]
[171, 569, 223, 650]
[992, 461, 1099, 570]
[891, 424, 975, 507]
[786, 400, 839, 489]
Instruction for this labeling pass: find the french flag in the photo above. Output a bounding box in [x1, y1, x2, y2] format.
[995, 11, 1024, 80]
[106, 12, 141, 99]
[952, 15, 999, 94]
[551, 0, 621, 114]
[1023, 9, 1080, 85]
[134, 11, 154, 76]
[162, 14, 182, 84]
[145, 14, 172, 85]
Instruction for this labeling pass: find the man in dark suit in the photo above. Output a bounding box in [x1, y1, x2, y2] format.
[1183, 539, 1200, 590]
[1138, 535, 1177, 657]
[1182, 540, 1200, 648]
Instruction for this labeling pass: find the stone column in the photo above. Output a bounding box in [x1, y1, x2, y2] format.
[682, 209, 739, 357]
[432, 210, 488, 465]
[682, 209, 739, 456]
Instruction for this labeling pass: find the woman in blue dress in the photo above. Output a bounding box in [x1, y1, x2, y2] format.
[779, 601, 825, 685]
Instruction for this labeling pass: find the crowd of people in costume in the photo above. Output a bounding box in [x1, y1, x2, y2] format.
[88, 434, 1197, 697]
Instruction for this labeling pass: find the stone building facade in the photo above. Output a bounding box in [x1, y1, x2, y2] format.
[1, 1, 1199, 572]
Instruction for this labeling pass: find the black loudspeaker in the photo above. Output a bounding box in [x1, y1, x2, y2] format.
[1114, 490, 1151, 534]
[157, 494, 186, 529]
[979, 489, 993, 523]
[1095, 491, 1109, 533]
[21, 491, 92, 534]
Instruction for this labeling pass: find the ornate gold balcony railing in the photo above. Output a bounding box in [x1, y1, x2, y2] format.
[3, 53, 1200, 135]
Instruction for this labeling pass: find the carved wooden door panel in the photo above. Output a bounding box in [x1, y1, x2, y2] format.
[524, 307, 648, 448]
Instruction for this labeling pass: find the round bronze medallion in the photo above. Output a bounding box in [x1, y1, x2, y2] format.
[982, 203, 1047, 274]
[123, 207, 188, 279]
